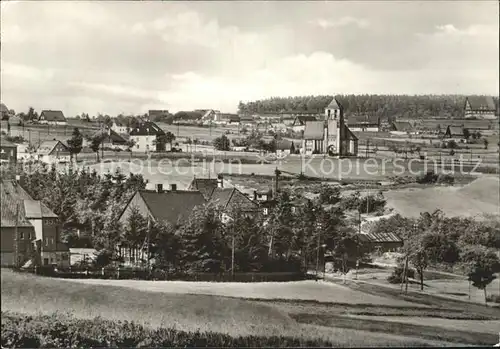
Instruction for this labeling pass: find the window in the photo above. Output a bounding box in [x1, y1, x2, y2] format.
[50, 238, 54, 245]
[263, 208, 269, 216]
[44, 237, 49, 246]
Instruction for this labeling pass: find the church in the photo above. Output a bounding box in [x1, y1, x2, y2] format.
[302, 98, 358, 156]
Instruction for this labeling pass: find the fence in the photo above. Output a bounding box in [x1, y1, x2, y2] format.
[14, 266, 307, 283]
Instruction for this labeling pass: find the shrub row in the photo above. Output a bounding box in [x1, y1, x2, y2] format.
[1, 312, 332, 348]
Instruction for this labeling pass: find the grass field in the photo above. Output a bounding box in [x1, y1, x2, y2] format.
[2, 269, 467, 346]
[384, 175, 500, 218]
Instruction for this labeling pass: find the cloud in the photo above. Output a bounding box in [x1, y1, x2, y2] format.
[310, 16, 370, 29]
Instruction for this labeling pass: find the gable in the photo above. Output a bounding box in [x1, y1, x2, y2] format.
[118, 192, 151, 226]
[227, 189, 259, 212]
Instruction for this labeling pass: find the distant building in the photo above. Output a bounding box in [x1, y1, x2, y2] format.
[39, 110, 67, 125]
[111, 121, 129, 135]
[291, 115, 317, 133]
[0, 137, 18, 165]
[302, 98, 358, 156]
[443, 125, 465, 139]
[239, 115, 255, 127]
[36, 140, 71, 164]
[87, 128, 129, 150]
[390, 121, 417, 135]
[129, 121, 166, 152]
[148, 110, 170, 119]
[357, 231, 403, 253]
[464, 96, 497, 120]
[1, 179, 69, 267]
[276, 139, 299, 156]
[187, 176, 220, 200]
[347, 114, 380, 132]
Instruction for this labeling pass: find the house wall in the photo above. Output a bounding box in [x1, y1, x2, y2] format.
[350, 126, 379, 132]
[119, 192, 150, 226]
[0, 226, 36, 266]
[130, 135, 155, 152]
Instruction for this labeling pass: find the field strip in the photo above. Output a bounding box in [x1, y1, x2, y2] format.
[59, 278, 419, 306]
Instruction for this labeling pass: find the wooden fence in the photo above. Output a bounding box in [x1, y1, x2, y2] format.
[14, 266, 307, 283]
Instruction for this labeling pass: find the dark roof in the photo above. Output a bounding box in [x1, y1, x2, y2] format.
[293, 115, 317, 126]
[1, 180, 57, 227]
[92, 129, 128, 144]
[148, 110, 170, 116]
[347, 114, 380, 126]
[446, 125, 464, 136]
[40, 110, 66, 122]
[303, 121, 325, 140]
[138, 190, 206, 224]
[239, 115, 254, 122]
[343, 124, 358, 141]
[187, 177, 218, 199]
[129, 121, 165, 136]
[391, 121, 413, 132]
[326, 98, 341, 109]
[466, 96, 496, 111]
[359, 231, 403, 244]
[209, 187, 260, 212]
[37, 140, 70, 156]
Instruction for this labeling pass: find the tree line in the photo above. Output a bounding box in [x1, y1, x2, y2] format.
[238, 95, 500, 121]
[368, 210, 500, 303]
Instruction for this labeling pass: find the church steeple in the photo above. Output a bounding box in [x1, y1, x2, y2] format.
[325, 97, 342, 121]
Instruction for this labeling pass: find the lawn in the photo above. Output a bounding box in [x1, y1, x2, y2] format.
[384, 176, 500, 218]
[60, 277, 418, 307]
[1, 270, 459, 347]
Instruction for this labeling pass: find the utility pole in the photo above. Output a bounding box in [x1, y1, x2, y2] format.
[356, 210, 361, 280]
[404, 254, 409, 294]
[146, 215, 151, 275]
[231, 233, 235, 280]
[14, 203, 19, 268]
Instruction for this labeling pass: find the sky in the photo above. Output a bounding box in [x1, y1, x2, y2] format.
[1, 1, 498, 116]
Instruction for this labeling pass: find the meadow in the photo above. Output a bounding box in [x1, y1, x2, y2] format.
[2, 269, 490, 346]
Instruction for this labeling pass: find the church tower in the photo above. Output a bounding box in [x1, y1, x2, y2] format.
[324, 97, 344, 155]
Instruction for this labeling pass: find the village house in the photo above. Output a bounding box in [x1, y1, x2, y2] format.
[347, 114, 380, 132]
[148, 110, 170, 119]
[36, 140, 71, 164]
[187, 176, 221, 199]
[85, 128, 129, 150]
[39, 110, 67, 126]
[291, 115, 317, 133]
[1, 179, 70, 267]
[302, 98, 358, 156]
[276, 139, 299, 156]
[357, 231, 403, 253]
[111, 120, 129, 135]
[390, 121, 417, 136]
[443, 125, 465, 139]
[239, 115, 255, 127]
[129, 121, 166, 152]
[464, 96, 497, 120]
[0, 137, 18, 165]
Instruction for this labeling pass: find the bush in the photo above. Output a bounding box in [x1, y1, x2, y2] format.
[436, 174, 454, 185]
[387, 265, 415, 284]
[1, 312, 333, 348]
[416, 171, 438, 184]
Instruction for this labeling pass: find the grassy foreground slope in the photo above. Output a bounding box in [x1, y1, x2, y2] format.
[1, 270, 460, 347]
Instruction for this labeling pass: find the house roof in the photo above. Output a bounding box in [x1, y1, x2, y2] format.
[40, 110, 66, 122]
[187, 177, 219, 199]
[1, 180, 58, 227]
[359, 231, 403, 244]
[343, 124, 359, 141]
[239, 115, 254, 122]
[293, 115, 317, 126]
[303, 121, 325, 140]
[209, 187, 260, 212]
[347, 114, 380, 126]
[392, 121, 413, 132]
[129, 121, 166, 136]
[37, 140, 70, 156]
[466, 96, 496, 111]
[446, 125, 464, 136]
[148, 110, 170, 116]
[92, 129, 128, 144]
[138, 190, 206, 224]
[326, 98, 341, 110]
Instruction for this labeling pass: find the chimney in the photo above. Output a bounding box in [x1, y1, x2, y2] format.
[156, 183, 163, 193]
[217, 174, 223, 188]
[170, 183, 177, 192]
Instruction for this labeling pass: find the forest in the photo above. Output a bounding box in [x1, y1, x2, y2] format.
[238, 95, 500, 121]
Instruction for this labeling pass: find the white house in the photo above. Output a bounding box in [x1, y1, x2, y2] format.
[291, 115, 317, 133]
[39, 110, 67, 126]
[111, 121, 129, 135]
[129, 121, 166, 152]
[36, 140, 71, 164]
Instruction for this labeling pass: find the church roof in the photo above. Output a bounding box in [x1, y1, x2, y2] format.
[326, 98, 341, 109]
[303, 121, 325, 140]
